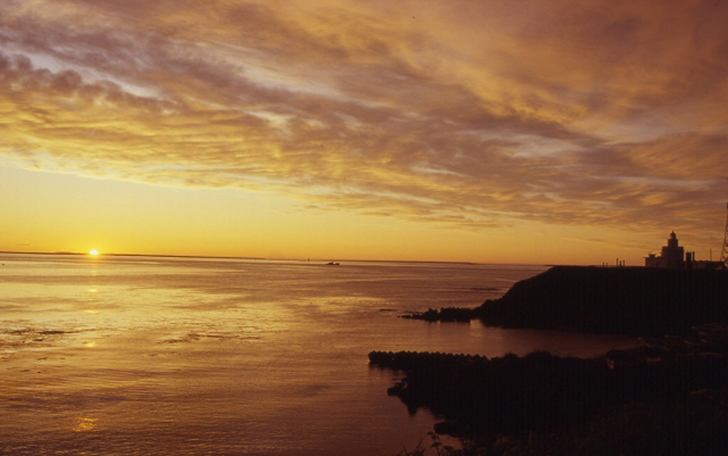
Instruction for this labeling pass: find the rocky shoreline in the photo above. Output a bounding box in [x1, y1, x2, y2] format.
[385, 266, 728, 454]
[371, 339, 728, 455]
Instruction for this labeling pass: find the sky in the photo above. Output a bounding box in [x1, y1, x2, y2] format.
[1, 0, 727, 265]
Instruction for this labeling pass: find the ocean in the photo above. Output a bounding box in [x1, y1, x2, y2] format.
[0, 254, 640, 455]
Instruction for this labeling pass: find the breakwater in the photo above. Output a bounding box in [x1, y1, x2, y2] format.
[370, 349, 728, 454]
[407, 266, 728, 337]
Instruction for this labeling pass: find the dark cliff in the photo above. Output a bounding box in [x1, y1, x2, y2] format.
[474, 266, 728, 337]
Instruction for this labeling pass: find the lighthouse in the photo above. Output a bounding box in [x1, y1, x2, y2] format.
[645, 231, 684, 269]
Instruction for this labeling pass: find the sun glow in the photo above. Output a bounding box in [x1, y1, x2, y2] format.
[73, 417, 98, 432]
[89, 249, 99, 256]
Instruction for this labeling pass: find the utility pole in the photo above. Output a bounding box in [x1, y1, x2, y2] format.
[721, 202, 728, 266]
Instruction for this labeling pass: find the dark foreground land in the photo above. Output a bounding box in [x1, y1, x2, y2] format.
[406, 266, 728, 337]
[381, 267, 728, 455]
[371, 342, 728, 455]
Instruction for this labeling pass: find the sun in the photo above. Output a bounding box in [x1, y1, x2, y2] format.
[89, 249, 99, 256]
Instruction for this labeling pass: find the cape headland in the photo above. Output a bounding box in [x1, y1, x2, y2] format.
[406, 266, 728, 337]
[386, 233, 728, 454]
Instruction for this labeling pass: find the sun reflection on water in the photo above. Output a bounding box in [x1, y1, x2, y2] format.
[73, 417, 98, 432]
[0, 255, 560, 455]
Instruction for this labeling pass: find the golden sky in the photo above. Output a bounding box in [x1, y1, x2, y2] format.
[1, 0, 727, 264]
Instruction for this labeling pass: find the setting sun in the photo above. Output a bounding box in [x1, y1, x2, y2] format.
[89, 249, 99, 256]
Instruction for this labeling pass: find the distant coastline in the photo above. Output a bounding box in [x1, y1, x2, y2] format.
[0, 250, 502, 266]
[0, 250, 267, 261]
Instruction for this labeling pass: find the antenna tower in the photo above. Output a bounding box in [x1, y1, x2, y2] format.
[720, 204, 728, 266]
[722, 202, 728, 266]
[721, 176, 728, 267]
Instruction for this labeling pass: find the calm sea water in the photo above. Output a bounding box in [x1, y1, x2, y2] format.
[0, 254, 640, 455]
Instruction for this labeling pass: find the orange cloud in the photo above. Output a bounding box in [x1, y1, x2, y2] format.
[1, 0, 727, 254]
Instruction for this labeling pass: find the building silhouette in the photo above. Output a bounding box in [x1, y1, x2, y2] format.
[645, 231, 725, 270]
[645, 231, 684, 269]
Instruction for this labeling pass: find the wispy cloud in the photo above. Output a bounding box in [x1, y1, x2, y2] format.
[1, 0, 727, 243]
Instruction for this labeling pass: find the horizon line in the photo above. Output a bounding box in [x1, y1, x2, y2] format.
[0, 250, 557, 267]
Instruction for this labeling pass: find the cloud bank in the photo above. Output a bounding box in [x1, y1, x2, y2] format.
[1, 0, 727, 240]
